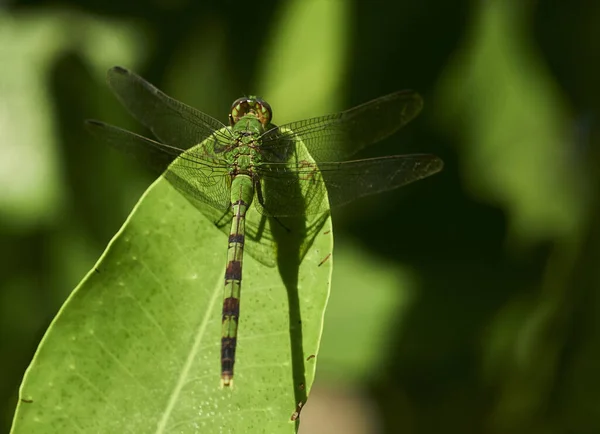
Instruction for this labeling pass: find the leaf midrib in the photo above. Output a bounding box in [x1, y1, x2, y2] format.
[154, 274, 223, 433]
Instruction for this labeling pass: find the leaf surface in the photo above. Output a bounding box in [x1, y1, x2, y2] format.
[12, 176, 332, 433]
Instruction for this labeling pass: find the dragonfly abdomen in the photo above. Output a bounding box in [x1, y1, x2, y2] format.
[221, 175, 254, 387]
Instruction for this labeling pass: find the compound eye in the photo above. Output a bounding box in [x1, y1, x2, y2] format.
[229, 96, 273, 126]
[256, 98, 273, 123]
[230, 97, 249, 112]
[230, 97, 252, 124]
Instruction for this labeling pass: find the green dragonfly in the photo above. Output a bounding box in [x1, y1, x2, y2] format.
[86, 66, 443, 387]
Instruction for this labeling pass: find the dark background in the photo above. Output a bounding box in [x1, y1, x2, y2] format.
[1, 0, 600, 433]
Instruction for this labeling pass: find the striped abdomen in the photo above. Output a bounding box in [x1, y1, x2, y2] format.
[221, 174, 254, 387]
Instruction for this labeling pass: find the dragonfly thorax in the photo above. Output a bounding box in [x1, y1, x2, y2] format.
[226, 138, 260, 176]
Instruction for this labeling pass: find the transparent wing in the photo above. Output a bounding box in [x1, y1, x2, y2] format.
[259, 91, 423, 162]
[254, 154, 443, 217]
[85, 120, 232, 214]
[106, 66, 233, 149]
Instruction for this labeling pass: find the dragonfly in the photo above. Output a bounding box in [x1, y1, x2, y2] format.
[86, 66, 443, 387]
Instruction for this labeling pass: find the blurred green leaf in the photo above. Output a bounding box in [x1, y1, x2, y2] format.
[437, 0, 585, 243]
[319, 241, 416, 384]
[11, 176, 332, 433]
[436, 2, 596, 432]
[0, 10, 145, 229]
[258, 0, 349, 123]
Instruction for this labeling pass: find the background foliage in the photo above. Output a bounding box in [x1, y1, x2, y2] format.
[1, 0, 600, 433]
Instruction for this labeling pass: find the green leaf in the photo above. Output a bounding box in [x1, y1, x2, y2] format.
[319, 241, 415, 384]
[0, 11, 145, 229]
[436, 0, 584, 243]
[257, 0, 349, 123]
[11, 176, 332, 433]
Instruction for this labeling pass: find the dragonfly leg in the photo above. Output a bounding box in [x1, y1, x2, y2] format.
[215, 208, 232, 229]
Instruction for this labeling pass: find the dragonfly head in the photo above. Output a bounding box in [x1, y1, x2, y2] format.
[229, 96, 272, 128]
